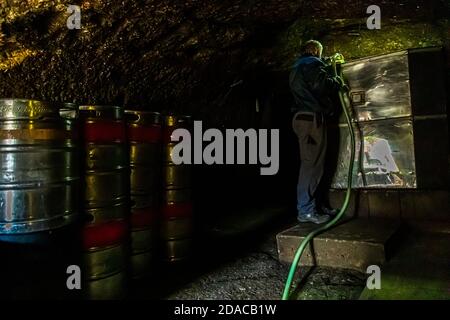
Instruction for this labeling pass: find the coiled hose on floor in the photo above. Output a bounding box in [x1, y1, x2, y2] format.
[282, 54, 356, 300]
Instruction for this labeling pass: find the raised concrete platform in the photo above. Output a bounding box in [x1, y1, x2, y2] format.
[276, 218, 400, 272]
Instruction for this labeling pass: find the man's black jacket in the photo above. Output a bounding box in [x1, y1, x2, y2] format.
[289, 54, 341, 115]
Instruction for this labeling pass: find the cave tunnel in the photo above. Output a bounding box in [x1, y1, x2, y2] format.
[0, 0, 449, 304]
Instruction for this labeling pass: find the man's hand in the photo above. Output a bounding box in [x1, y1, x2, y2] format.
[335, 76, 349, 91]
[341, 84, 350, 92]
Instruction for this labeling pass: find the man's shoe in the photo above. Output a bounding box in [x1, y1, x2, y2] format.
[320, 206, 339, 216]
[297, 212, 331, 224]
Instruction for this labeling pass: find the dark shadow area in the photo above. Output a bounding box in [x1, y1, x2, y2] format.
[0, 223, 83, 300]
[129, 208, 294, 299]
[191, 69, 299, 233]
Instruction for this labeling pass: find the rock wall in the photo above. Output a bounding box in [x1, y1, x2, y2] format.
[0, 0, 302, 114]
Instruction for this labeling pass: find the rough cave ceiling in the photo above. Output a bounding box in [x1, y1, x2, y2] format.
[0, 0, 449, 117]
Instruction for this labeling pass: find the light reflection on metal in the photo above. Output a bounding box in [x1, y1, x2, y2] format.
[332, 118, 416, 189]
[0, 99, 79, 234]
[332, 48, 448, 189]
[341, 50, 412, 122]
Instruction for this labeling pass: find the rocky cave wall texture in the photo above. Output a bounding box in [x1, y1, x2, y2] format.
[0, 0, 449, 125]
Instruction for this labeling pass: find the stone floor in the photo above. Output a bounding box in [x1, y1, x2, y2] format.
[131, 213, 450, 301]
[162, 225, 367, 300]
[291, 267, 367, 300]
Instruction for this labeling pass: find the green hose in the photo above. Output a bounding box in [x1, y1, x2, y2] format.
[282, 59, 356, 300]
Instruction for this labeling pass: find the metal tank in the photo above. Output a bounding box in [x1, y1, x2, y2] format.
[0, 99, 80, 299]
[125, 110, 162, 278]
[332, 47, 448, 189]
[0, 99, 79, 234]
[161, 115, 193, 262]
[79, 105, 129, 300]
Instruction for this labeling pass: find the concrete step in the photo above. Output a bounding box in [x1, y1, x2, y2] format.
[276, 218, 401, 272]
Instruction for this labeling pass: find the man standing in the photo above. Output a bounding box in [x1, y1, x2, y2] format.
[289, 40, 344, 224]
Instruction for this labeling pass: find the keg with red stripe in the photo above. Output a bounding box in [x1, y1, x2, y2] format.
[125, 110, 162, 278]
[162, 115, 193, 262]
[79, 105, 129, 299]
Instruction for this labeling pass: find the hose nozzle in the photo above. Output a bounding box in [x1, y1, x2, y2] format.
[331, 53, 345, 65]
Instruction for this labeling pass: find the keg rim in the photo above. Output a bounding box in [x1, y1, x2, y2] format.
[59, 102, 79, 119]
[125, 110, 161, 115]
[0, 99, 57, 120]
[79, 105, 123, 119]
[125, 110, 162, 125]
[79, 105, 122, 110]
[163, 114, 192, 127]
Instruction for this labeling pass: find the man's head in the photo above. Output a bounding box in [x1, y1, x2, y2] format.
[301, 40, 323, 58]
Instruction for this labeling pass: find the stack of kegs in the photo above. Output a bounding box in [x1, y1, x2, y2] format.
[0, 99, 80, 298]
[125, 110, 162, 278]
[79, 105, 129, 299]
[161, 115, 193, 262]
[0, 98, 197, 297]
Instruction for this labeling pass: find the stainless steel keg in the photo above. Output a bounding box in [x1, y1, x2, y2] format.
[0, 99, 79, 234]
